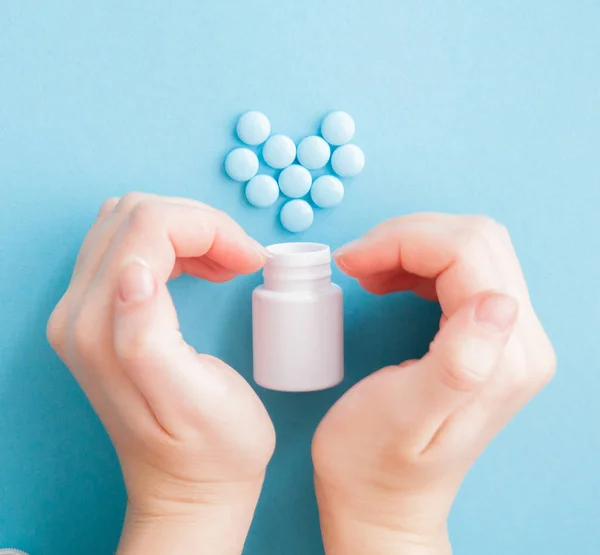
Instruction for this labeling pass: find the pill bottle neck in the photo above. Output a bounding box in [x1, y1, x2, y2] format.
[262, 242, 333, 293]
[263, 264, 332, 292]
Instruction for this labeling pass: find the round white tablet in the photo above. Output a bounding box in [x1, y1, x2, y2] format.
[311, 175, 345, 208]
[278, 164, 312, 198]
[224, 148, 259, 182]
[262, 134, 296, 169]
[331, 144, 365, 177]
[321, 111, 356, 146]
[280, 200, 314, 233]
[236, 111, 271, 145]
[245, 174, 279, 207]
[297, 135, 331, 170]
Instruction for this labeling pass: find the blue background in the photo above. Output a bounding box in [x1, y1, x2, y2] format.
[1, 1, 599, 553]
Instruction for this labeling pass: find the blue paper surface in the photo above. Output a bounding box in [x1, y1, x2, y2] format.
[1, 1, 599, 553]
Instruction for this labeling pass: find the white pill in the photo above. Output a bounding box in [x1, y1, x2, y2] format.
[278, 164, 312, 198]
[297, 135, 331, 170]
[225, 148, 259, 182]
[311, 175, 345, 208]
[245, 174, 279, 207]
[262, 134, 296, 169]
[331, 144, 365, 177]
[236, 111, 271, 145]
[321, 111, 355, 146]
[280, 199, 314, 233]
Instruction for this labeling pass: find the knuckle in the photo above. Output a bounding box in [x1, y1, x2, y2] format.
[471, 214, 499, 233]
[471, 215, 511, 242]
[127, 200, 161, 231]
[46, 301, 68, 353]
[534, 341, 557, 389]
[98, 197, 120, 218]
[208, 210, 233, 234]
[115, 329, 156, 367]
[433, 349, 487, 392]
[117, 192, 147, 213]
[505, 367, 531, 391]
[457, 216, 513, 260]
[505, 341, 556, 394]
[69, 311, 97, 357]
[494, 222, 511, 243]
[457, 225, 489, 258]
[209, 207, 237, 232]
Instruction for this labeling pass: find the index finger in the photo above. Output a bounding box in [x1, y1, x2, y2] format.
[101, 200, 267, 285]
[335, 215, 528, 314]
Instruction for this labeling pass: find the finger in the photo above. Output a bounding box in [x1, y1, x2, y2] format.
[178, 257, 239, 282]
[335, 213, 506, 277]
[99, 201, 266, 287]
[335, 219, 482, 278]
[70, 200, 266, 429]
[169, 257, 240, 282]
[72, 193, 249, 291]
[335, 217, 520, 315]
[357, 270, 420, 294]
[72, 197, 120, 274]
[412, 280, 439, 301]
[396, 291, 518, 453]
[424, 327, 554, 458]
[113, 259, 263, 436]
[335, 213, 462, 278]
[357, 270, 438, 300]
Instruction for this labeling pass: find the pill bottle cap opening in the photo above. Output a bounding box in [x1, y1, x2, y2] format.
[266, 242, 331, 268]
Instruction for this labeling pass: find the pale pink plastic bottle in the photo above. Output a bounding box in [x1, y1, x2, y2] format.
[252, 242, 344, 392]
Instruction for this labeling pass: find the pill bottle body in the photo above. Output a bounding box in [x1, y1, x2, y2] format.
[252, 243, 344, 392]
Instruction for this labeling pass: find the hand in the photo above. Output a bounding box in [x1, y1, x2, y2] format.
[312, 214, 556, 554]
[47, 193, 275, 555]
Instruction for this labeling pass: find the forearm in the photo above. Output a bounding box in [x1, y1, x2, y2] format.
[117, 495, 260, 555]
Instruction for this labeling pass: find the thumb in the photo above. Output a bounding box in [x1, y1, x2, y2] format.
[406, 290, 518, 444]
[112, 257, 235, 436]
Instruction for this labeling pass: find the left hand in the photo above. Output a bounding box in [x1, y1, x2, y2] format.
[47, 193, 275, 554]
[312, 214, 556, 554]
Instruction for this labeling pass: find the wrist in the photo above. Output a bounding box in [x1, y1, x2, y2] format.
[319, 516, 451, 555]
[315, 479, 451, 555]
[118, 480, 264, 555]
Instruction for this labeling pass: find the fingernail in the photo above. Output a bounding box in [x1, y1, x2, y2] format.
[248, 238, 271, 260]
[334, 239, 365, 271]
[118, 257, 155, 303]
[334, 239, 363, 258]
[475, 293, 518, 333]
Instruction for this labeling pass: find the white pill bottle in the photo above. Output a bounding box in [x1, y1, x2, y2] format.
[252, 243, 344, 392]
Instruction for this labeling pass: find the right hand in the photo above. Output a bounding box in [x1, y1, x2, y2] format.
[312, 214, 556, 554]
[47, 193, 275, 554]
